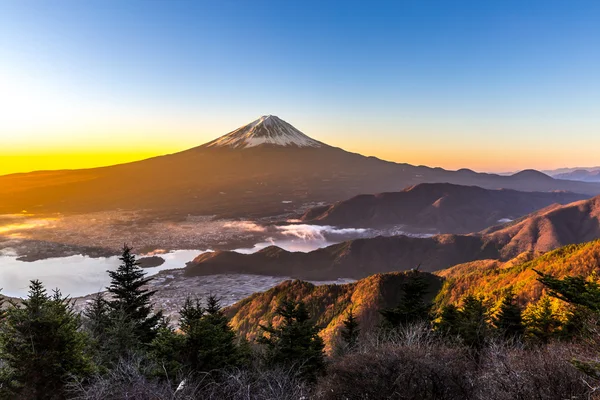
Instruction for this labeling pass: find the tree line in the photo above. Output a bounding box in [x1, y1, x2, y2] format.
[0, 246, 327, 399]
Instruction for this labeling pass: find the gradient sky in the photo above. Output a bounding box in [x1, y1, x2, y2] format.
[1, 0, 599, 175]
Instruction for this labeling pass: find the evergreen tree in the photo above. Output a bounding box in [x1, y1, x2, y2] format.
[523, 296, 561, 344]
[494, 290, 525, 339]
[340, 308, 360, 351]
[537, 270, 600, 380]
[559, 305, 592, 340]
[259, 299, 325, 382]
[106, 245, 162, 344]
[457, 294, 490, 350]
[150, 325, 186, 381]
[184, 295, 244, 372]
[380, 271, 432, 328]
[0, 280, 94, 399]
[100, 308, 143, 365]
[435, 303, 461, 337]
[537, 271, 600, 313]
[83, 293, 110, 341]
[152, 295, 246, 380]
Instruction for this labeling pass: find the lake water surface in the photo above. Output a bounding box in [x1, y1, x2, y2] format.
[0, 224, 361, 298]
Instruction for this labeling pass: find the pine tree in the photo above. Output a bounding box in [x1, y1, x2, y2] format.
[0, 280, 94, 399]
[150, 325, 186, 381]
[435, 303, 461, 337]
[184, 295, 244, 372]
[380, 271, 432, 329]
[259, 299, 325, 382]
[523, 296, 561, 344]
[152, 295, 246, 379]
[83, 293, 110, 340]
[494, 290, 525, 340]
[106, 245, 162, 344]
[340, 308, 360, 351]
[537, 271, 600, 312]
[457, 294, 490, 350]
[536, 270, 600, 380]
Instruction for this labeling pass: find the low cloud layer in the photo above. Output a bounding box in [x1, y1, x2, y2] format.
[223, 221, 267, 233]
[277, 224, 368, 241]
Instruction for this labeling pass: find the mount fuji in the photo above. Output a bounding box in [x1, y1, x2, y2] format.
[205, 115, 325, 149]
[1, 115, 600, 217]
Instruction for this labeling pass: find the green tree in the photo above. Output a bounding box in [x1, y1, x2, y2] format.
[380, 271, 432, 328]
[457, 295, 491, 350]
[494, 290, 525, 339]
[106, 245, 162, 344]
[0, 280, 94, 399]
[434, 303, 461, 337]
[184, 295, 245, 372]
[340, 308, 360, 351]
[150, 325, 186, 381]
[152, 295, 246, 380]
[83, 293, 110, 341]
[259, 299, 325, 382]
[523, 296, 561, 344]
[536, 270, 600, 380]
[537, 272, 600, 312]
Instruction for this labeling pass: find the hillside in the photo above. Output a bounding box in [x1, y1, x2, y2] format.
[225, 240, 600, 350]
[481, 195, 600, 259]
[224, 271, 443, 351]
[435, 239, 600, 306]
[2, 116, 600, 218]
[186, 235, 499, 280]
[301, 183, 588, 233]
[187, 194, 600, 279]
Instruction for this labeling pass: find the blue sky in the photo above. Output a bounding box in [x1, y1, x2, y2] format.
[0, 0, 599, 173]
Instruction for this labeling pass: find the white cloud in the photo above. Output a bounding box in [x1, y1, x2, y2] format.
[222, 221, 267, 232]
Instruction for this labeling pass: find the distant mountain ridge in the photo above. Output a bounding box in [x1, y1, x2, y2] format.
[186, 194, 600, 279]
[2, 115, 600, 217]
[553, 169, 600, 182]
[301, 183, 588, 233]
[543, 166, 600, 176]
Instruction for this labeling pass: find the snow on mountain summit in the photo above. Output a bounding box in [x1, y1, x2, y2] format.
[205, 115, 324, 149]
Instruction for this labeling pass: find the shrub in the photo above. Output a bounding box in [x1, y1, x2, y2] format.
[474, 343, 590, 400]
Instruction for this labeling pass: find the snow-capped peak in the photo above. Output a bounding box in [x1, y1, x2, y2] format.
[205, 115, 324, 149]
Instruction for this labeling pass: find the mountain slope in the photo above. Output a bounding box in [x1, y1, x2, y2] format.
[224, 271, 443, 351]
[435, 239, 600, 306]
[187, 194, 600, 279]
[301, 183, 588, 233]
[2, 115, 600, 217]
[224, 240, 600, 350]
[186, 235, 499, 280]
[482, 195, 600, 259]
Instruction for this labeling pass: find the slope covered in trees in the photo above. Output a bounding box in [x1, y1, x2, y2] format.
[225, 271, 443, 351]
[435, 239, 600, 306]
[222, 240, 600, 350]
